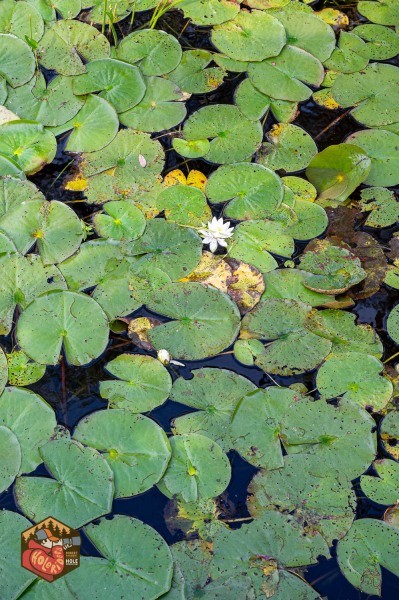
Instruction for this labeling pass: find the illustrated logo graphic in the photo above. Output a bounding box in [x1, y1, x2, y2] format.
[21, 517, 81, 582]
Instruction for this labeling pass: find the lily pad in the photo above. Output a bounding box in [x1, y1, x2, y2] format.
[66, 516, 173, 600]
[17, 290, 109, 366]
[38, 19, 110, 76]
[0, 34, 35, 87]
[72, 58, 146, 113]
[119, 76, 187, 133]
[5, 73, 85, 127]
[0, 0, 44, 42]
[354, 24, 399, 60]
[128, 219, 202, 280]
[262, 268, 334, 306]
[337, 519, 399, 596]
[167, 50, 226, 94]
[0, 425, 21, 493]
[73, 409, 171, 498]
[15, 438, 113, 527]
[211, 10, 286, 62]
[93, 201, 146, 241]
[387, 303, 399, 345]
[316, 352, 392, 411]
[179, 0, 240, 26]
[157, 433, 231, 503]
[381, 410, 399, 461]
[324, 32, 369, 74]
[171, 368, 256, 450]
[156, 184, 211, 226]
[240, 298, 332, 375]
[0, 254, 66, 335]
[258, 123, 317, 172]
[284, 198, 328, 239]
[147, 282, 241, 361]
[0, 386, 56, 473]
[360, 459, 399, 505]
[49, 94, 119, 153]
[359, 186, 399, 228]
[235, 77, 298, 122]
[6, 350, 46, 386]
[358, 0, 399, 26]
[306, 143, 371, 204]
[100, 353, 172, 413]
[172, 137, 210, 159]
[181, 104, 263, 164]
[298, 240, 366, 293]
[0, 511, 36, 599]
[249, 454, 356, 545]
[205, 162, 284, 221]
[116, 29, 182, 76]
[0, 120, 56, 174]
[273, 9, 336, 61]
[331, 63, 399, 128]
[248, 45, 324, 102]
[346, 129, 399, 187]
[229, 220, 295, 273]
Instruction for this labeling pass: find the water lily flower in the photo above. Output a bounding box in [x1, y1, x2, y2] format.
[157, 349, 185, 367]
[198, 217, 234, 253]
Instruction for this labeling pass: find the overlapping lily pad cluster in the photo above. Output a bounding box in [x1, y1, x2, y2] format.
[1, 0, 399, 598]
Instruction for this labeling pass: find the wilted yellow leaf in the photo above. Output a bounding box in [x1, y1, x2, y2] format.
[65, 177, 88, 191]
[164, 169, 187, 187]
[186, 169, 207, 192]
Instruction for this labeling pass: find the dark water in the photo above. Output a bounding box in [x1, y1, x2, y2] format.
[1, 2, 399, 598]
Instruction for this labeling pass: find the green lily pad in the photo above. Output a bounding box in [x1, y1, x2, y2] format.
[381, 410, 399, 461]
[213, 53, 248, 72]
[0, 254, 66, 335]
[72, 58, 146, 113]
[49, 94, 119, 153]
[0, 153, 25, 177]
[205, 162, 284, 221]
[241, 298, 333, 375]
[0, 0, 44, 42]
[6, 350, 46, 386]
[324, 32, 369, 74]
[17, 290, 109, 366]
[306, 143, 371, 204]
[248, 45, 324, 102]
[262, 268, 334, 306]
[0, 347, 7, 396]
[100, 353, 172, 413]
[157, 433, 231, 503]
[167, 50, 226, 94]
[331, 63, 399, 128]
[387, 303, 399, 345]
[76, 129, 165, 204]
[353, 24, 399, 60]
[147, 282, 241, 361]
[0, 34, 35, 87]
[298, 240, 366, 293]
[235, 77, 298, 122]
[116, 29, 182, 76]
[0, 511, 36, 599]
[273, 9, 336, 61]
[337, 519, 399, 596]
[281, 397, 377, 480]
[0, 198, 83, 261]
[5, 73, 85, 127]
[156, 184, 211, 227]
[359, 186, 399, 228]
[66, 516, 173, 600]
[128, 219, 202, 280]
[0, 120, 56, 174]
[358, 0, 399, 26]
[81, 0, 132, 23]
[316, 352, 392, 411]
[229, 220, 295, 273]
[211, 10, 286, 62]
[172, 137, 210, 159]
[15, 438, 114, 527]
[0, 386, 56, 473]
[181, 104, 263, 164]
[249, 454, 356, 545]
[346, 129, 399, 187]
[119, 76, 187, 133]
[360, 459, 399, 505]
[179, 0, 240, 26]
[284, 198, 328, 239]
[93, 201, 146, 241]
[282, 176, 317, 202]
[171, 367, 256, 451]
[258, 123, 317, 172]
[73, 409, 171, 498]
[0, 426, 21, 493]
[38, 19, 110, 76]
